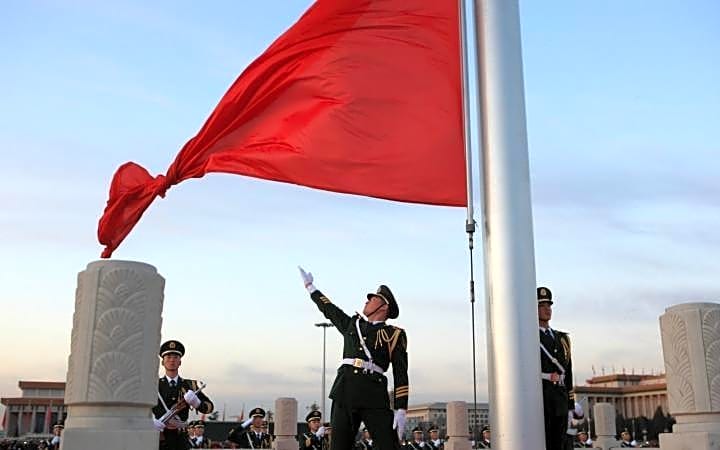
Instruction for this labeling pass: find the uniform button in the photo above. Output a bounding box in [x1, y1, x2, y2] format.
[353, 370, 359, 374]
[359, 348, 363, 350]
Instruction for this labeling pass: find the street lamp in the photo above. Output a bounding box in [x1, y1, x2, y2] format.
[315, 322, 334, 418]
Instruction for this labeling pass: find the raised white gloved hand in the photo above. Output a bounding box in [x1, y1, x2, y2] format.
[393, 409, 406, 440]
[316, 426, 326, 438]
[298, 266, 317, 293]
[242, 418, 254, 428]
[184, 390, 202, 408]
[153, 418, 166, 431]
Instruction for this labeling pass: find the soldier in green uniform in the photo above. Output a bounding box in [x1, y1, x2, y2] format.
[189, 420, 211, 448]
[300, 410, 326, 450]
[427, 425, 443, 450]
[299, 267, 409, 450]
[537, 288, 575, 450]
[405, 426, 427, 450]
[152, 340, 214, 450]
[355, 427, 374, 450]
[476, 426, 490, 449]
[228, 407, 273, 449]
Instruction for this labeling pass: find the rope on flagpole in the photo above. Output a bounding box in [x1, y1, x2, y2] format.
[459, 0, 480, 442]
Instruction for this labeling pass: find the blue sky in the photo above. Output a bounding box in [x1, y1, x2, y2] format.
[1, 0, 719, 422]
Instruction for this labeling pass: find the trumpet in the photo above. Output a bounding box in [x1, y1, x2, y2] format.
[158, 381, 207, 424]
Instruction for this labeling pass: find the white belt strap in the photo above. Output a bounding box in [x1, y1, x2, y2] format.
[539, 342, 566, 375]
[342, 358, 385, 374]
[355, 316, 373, 360]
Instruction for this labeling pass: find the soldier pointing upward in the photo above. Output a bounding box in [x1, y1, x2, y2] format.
[299, 267, 409, 450]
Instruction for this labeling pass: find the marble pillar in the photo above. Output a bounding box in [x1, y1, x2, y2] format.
[62, 260, 164, 449]
[445, 402, 470, 450]
[659, 302, 720, 450]
[273, 398, 298, 450]
[592, 402, 618, 450]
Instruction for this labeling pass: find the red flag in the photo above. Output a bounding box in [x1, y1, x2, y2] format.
[98, 0, 465, 258]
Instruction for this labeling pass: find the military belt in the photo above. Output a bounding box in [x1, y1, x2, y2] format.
[342, 358, 385, 374]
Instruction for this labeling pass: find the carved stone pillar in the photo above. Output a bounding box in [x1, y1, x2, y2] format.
[62, 260, 164, 449]
[273, 398, 298, 450]
[444, 402, 470, 450]
[592, 402, 618, 450]
[659, 302, 720, 450]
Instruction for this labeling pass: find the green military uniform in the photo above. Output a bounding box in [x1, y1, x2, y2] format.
[300, 410, 324, 450]
[538, 288, 574, 450]
[309, 285, 408, 450]
[153, 340, 214, 450]
[228, 407, 273, 449]
[354, 428, 374, 450]
[188, 420, 211, 448]
[426, 425, 443, 450]
[404, 427, 428, 450]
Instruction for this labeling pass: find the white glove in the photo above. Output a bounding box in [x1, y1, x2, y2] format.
[51, 436, 60, 445]
[392, 409, 406, 440]
[316, 426, 326, 438]
[242, 418, 254, 428]
[153, 418, 166, 431]
[573, 402, 584, 418]
[298, 266, 317, 293]
[184, 390, 202, 408]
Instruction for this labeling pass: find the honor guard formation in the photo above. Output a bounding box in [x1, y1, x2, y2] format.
[0, 282, 644, 450]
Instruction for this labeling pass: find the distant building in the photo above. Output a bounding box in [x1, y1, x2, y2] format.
[1, 381, 67, 437]
[405, 402, 489, 436]
[575, 373, 668, 419]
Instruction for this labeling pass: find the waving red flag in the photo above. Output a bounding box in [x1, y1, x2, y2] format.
[98, 0, 465, 258]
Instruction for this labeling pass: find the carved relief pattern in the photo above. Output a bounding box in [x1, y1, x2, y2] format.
[661, 312, 695, 412]
[88, 268, 147, 403]
[703, 308, 720, 411]
[65, 274, 84, 402]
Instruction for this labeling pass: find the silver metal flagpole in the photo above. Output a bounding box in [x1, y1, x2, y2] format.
[474, 0, 545, 448]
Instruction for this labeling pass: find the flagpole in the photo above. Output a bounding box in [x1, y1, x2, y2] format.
[458, 0, 480, 442]
[474, 0, 545, 449]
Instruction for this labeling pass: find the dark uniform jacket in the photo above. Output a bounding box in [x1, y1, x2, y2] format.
[300, 431, 323, 450]
[228, 426, 273, 449]
[427, 439, 444, 450]
[620, 442, 636, 448]
[477, 439, 491, 449]
[405, 441, 428, 450]
[355, 439, 374, 450]
[539, 328, 574, 416]
[311, 290, 409, 410]
[574, 442, 593, 448]
[188, 436, 211, 448]
[152, 377, 214, 422]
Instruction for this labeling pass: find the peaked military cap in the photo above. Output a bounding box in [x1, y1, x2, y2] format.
[195, 420, 205, 428]
[481, 425, 490, 433]
[53, 421, 64, 429]
[412, 426, 423, 433]
[250, 407, 266, 418]
[159, 339, 185, 357]
[537, 286, 553, 305]
[578, 430, 588, 436]
[366, 284, 399, 319]
[428, 425, 439, 432]
[306, 410, 322, 422]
